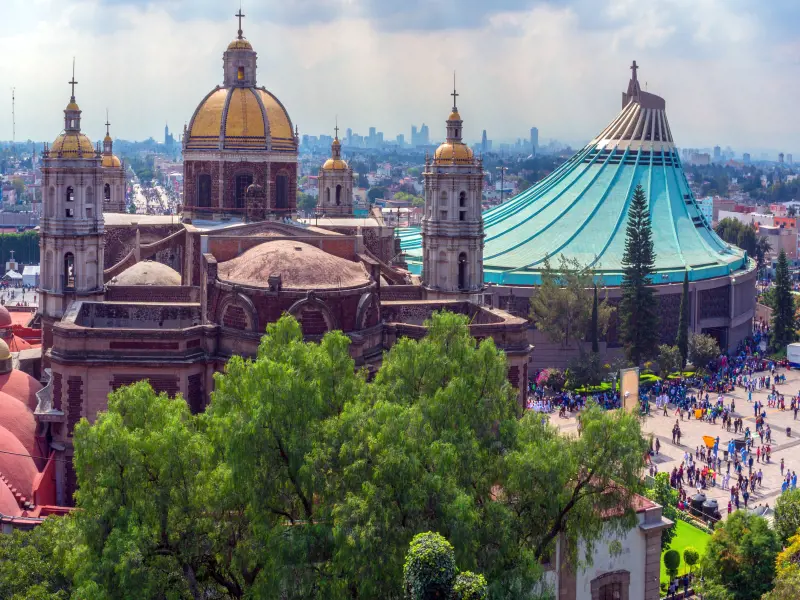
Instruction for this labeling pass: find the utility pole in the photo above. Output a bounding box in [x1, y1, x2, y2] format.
[496, 165, 508, 203]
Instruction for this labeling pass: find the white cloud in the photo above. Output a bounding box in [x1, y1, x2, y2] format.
[0, 0, 797, 154]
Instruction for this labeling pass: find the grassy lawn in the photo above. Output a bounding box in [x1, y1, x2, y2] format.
[659, 520, 712, 585]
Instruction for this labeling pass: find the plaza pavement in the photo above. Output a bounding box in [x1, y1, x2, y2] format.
[552, 366, 800, 518]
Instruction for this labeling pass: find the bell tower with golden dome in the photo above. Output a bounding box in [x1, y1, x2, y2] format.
[39, 62, 106, 364]
[421, 80, 484, 296]
[317, 123, 353, 216]
[100, 111, 126, 213]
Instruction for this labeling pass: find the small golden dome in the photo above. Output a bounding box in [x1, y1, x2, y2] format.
[332, 137, 341, 148]
[66, 101, 80, 111]
[102, 154, 122, 168]
[50, 132, 95, 158]
[448, 110, 461, 121]
[0, 339, 10, 361]
[227, 39, 253, 51]
[434, 142, 474, 165]
[104, 133, 113, 143]
[322, 158, 348, 171]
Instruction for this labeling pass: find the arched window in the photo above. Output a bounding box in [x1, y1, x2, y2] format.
[238, 66, 245, 81]
[439, 190, 448, 220]
[459, 191, 467, 221]
[66, 186, 74, 203]
[336, 184, 342, 206]
[458, 252, 467, 291]
[44, 250, 54, 289]
[197, 174, 212, 207]
[459, 191, 466, 207]
[47, 187, 55, 218]
[275, 174, 289, 211]
[64, 253, 75, 291]
[325, 188, 331, 205]
[235, 173, 253, 210]
[104, 183, 111, 202]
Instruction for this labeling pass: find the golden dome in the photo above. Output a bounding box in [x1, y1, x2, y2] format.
[185, 87, 296, 152]
[448, 110, 461, 121]
[66, 101, 80, 111]
[104, 133, 113, 144]
[322, 158, 348, 171]
[50, 132, 95, 158]
[102, 154, 122, 168]
[434, 142, 474, 165]
[0, 339, 10, 361]
[227, 39, 253, 51]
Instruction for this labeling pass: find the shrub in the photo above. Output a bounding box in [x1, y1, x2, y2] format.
[683, 546, 699, 575]
[663, 549, 681, 580]
[403, 532, 456, 600]
[452, 572, 488, 600]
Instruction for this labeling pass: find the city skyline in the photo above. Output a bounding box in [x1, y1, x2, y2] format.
[1, 0, 799, 154]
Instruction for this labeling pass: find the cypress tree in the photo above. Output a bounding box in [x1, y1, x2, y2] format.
[590, 283, 599, 354]
[771, 249, 796, 351]
[676, 270, 690, 369]
[619, 183, 660, 365]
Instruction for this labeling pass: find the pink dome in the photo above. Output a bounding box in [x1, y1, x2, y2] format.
[0, 479, 20, 516]
[0, 391, 36, 458]
[0, 306, 11, 329]
[0, 423, 38, 499]
[0, 370, 43, 412]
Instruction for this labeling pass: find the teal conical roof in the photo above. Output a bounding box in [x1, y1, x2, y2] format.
[399, 63, 751, 286]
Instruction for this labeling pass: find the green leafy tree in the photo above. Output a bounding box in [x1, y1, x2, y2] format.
[664, 549, 681, 580]
[643, 472, 678, 549]
[689, 333, 721, 371]
[683, 546, 699, 576]
[590, 283, 600, 354]
[657, 345, 682, 378]
[701, 511, 780, 600]
[402, 532, 487, 600]
[764, 533, 800, 600]
[772, 249, 797, 351]
[774, 488, 800, 544]
[619, 183, 660, 365]
[676, 270, 690, 368]
[368, 186, 388, 203]
[297, 191, 317, 213]
[530, 255, 613, 351]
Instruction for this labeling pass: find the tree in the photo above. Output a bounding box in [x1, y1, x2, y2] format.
[297, 191, 317, 213]
[771, 249, 796, 351]
[402, 532, 487, 600]
[367, 186, 387, 203]
[529, 255, 613, 350]
[763, 533, 800, 600]
[774, 488, 800, 544]
[688, 333, 721, 371]
[701, 511, 781, 600]
[657, 345, 682, 378]
[683, 546, 699, 576]
[644, 472, 678, 549]
[676, 270, 690, 368]
[788, 205, 798, 218]
[664, 549, 681, 581]
[619, 183, 659, 365]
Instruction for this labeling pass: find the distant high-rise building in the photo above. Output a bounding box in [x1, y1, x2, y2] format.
[346, 128, 353, 145]
[411, 125, 418, 144]
[788, 154, 793, 165]
[743, 152, 751, 164]
[481, 129, 487, 154]
[779, 152, 785, 164]
[713, 145, 721, 161]
[530, 127, 538, 152]
[396, 134, 404, 146]
[420, 123, 429, 146]
[164, 123, 175, 148]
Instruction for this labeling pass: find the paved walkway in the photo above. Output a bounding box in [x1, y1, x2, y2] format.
[553, 366, 800, 516]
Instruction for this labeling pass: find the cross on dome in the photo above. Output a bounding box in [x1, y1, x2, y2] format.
[630, 60, 639, 82]
[68, 58, 78, 101]
[334, 118, 339, 140]
[105, 109, 111, 137]
[451, 71, 459, 110]
[235, 5, 246, 40]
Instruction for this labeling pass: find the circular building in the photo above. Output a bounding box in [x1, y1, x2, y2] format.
[182, 19, 298, 221]
[400, 62, 756, 352]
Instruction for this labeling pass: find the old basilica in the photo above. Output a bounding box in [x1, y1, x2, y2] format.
[0, 17, 530, 517]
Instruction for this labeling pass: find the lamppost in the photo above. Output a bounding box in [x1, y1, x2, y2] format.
[496, 165, 508, 203]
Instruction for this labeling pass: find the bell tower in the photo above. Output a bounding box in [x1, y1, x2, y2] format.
[39, 62, 106, 362]
[421, 78, 484, 296]
[317, 121, 354, 216]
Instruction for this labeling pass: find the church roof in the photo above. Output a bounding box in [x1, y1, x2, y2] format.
[217, 240, 371, 290]
[400, 63, 752, 286]
[110, 260, 181, 286]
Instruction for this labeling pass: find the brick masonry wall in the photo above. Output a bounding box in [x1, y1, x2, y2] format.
[67, 376, 83, 437]
[106, 286, 197, 303]
[111, 374, 180, 397]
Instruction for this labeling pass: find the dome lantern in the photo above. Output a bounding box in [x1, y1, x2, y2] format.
[223, 7, 258, 87]
[64, 59, 81, 133]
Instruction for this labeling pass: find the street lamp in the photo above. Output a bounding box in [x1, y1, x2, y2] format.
[496, 166, 508, 204]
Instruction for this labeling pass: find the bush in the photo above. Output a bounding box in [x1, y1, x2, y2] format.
[403, 532, 456, 600]
[663, 549, 681, 580]
[452, 572, 488, 600]
[683, 546, 699, 575]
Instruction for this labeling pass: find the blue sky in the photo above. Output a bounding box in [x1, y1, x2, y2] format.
[0, 0, 798, 154]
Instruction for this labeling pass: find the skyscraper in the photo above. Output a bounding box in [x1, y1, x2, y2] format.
[411, 125, 418, 146]
[420, 124, 429, 145]
[788, 154, 793, 165]
[743, 153, 751, 164]
[713, 145, 721, 161]
[346, 128, 353, 145]
[779, 152, 785, 164]
[481, 129, 487, 154]
[396, 134, 404, 147]
[530, 127, 538, 152]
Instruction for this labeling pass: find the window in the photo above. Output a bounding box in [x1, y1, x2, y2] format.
[440, 210, 447, 220]
[325, 188, 331, 205]
[336, 184, 342, 206]
[104, 183, 111, 202]
[598, 582, 622, 600]
[235, 173, 253, 210]
[238, 66, 245, 80]
[197, 174, 212, 207]
[66, 208, 75, 218]
[275, 174, 289, 210]
[458, 252, 467, 290]
[64, 253, 75, 290]
[459, 191, 466, 207]
[439, 190, 448, 209]
[66, 186, 74, 202]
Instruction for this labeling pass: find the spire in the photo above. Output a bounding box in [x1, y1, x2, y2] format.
[625, 59, 642, 104]
[105, 110, 111, 137]
[235, 3, 246, 40]
[68, 57, 78, 103]
[64, 58, 81, 132]
[103, 110, 113, 154]
[445, 72, 463, 143]
[331, 117, 341, 159]
[451, 71, 459, 112]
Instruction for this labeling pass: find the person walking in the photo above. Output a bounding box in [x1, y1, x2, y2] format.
[655, 438, 661, 455]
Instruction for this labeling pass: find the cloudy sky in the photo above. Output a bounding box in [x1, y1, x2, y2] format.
[1, 0, 798, 154]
